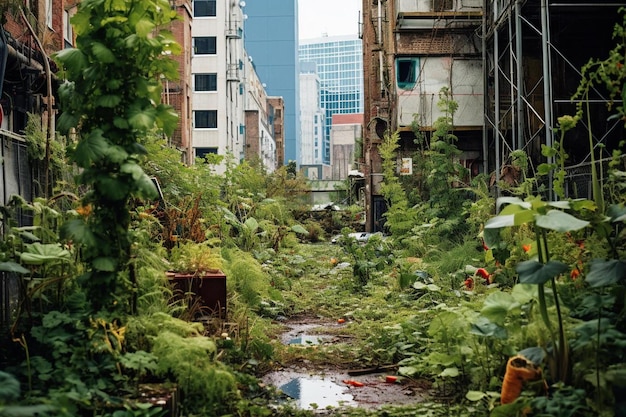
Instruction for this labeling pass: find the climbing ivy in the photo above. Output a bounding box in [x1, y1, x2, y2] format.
[53, 0, 180, 312]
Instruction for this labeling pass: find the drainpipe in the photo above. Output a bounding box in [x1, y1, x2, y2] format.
[378, 0, 384, 95]
[540, 0, 554, 195]
[20, 8, 55, 198]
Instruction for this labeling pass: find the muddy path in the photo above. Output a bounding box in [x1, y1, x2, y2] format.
[260, 315, 432, 414]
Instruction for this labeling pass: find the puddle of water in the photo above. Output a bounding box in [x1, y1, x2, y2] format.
[279, 377, 357, 410]
[288, 335, 323, 345]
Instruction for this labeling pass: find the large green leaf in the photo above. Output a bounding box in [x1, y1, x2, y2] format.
[91, 42, 116, 63]
[60, 219, 97, 247]
[0, 262, 30, 274]
[586, 259, 626, 288]
[291, 224, 309, 235]
[535, 210, 589, 232]
[480, 292, 520, 326]
[469, 316, 507, 339]
[517, 260, 569, 284]
[484, 214, 515, 229]
[135, 18, 156, 38]
[120, 162, 145, 180]
[608, 204, 626, 223]
[98, 177, 130, 201]
[53, 48, 87, 74]
[496, 197, 530, 210]
[104, 145, 129, 164]
[482, 227, 501, 249]
[93, 257, 117, 272]
[128, 105, 158, 131]
[0, 371, 21, 402]
[244, 217, 259, 232]
[511, 283, 537, 304]
[73, 129, 109, 166]
[20, 243, 71, 265]
[96, 94, 122, 108]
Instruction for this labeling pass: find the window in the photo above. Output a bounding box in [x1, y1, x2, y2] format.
[433, 0, 454, 11]
[196, 147, 218, 162]
[194, 37, 217, 54]
[194, 0, 216, 17]
[195, 74, 217, 91]
[396, 58, 418, 90]
[63, 10, 74, 48]
[46, 0, 53, 28]
[195, 110, 218, 128]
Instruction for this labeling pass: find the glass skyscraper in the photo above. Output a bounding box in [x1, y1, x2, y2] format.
[243, 0, 300, 165]
[299, 35, 363, 165]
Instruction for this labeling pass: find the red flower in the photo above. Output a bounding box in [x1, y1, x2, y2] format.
[476, 268, 490, 279]
[522, 244, 531, 253]
[464, 277, 475, 290]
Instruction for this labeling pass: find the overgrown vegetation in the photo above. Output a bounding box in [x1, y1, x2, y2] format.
[1, 3, 626, 417]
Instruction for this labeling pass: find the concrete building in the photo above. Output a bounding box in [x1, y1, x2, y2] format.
[299, 35, 363, 165]
[299, 61, 327, 178]
[267, 96, 285, 166]
[243, 0, 299, 166]
[191, 0, 247, 171]
[244, 54, 277, 172]
[331, 113, 363, 181]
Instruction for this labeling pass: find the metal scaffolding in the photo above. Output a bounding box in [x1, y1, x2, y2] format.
[484, 0, 626, 198]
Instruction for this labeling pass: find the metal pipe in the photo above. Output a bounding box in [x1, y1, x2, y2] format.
[540, 0, 554, 195]
[515, 0, 524, 151]
[508, 7, 516, 150]
[482, 0, 488, 175]
[378, 0, 385, 95]
[494, 19, 501, 199]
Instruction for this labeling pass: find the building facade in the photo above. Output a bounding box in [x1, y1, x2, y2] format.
[244, 53, 277, 171]
[190, 0, 247, 171]
[331, 113, 363, 181]
[243, 0, 299, 166]
[299, 35, 363, 166]
[299, 61, 326, 174]
[361, 0, 483, 232]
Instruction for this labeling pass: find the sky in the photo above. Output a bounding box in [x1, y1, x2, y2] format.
[298, 0, 361, 40]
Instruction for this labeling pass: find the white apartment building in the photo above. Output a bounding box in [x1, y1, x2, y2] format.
[191, 0, 278, 173]
[299, 61, 326, 176]
[191, 0, 246, 172]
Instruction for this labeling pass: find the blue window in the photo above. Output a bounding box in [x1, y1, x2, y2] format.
[396, 58, 418, 90]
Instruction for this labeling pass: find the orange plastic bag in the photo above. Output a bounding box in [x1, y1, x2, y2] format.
[500, 355, 543, 404]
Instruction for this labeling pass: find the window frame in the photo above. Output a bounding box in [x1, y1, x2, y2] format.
[194, 37, 217, 55]
[194, 73, 218, 92]
[193, 0, 217, 17]
[194, 110, 218, 129]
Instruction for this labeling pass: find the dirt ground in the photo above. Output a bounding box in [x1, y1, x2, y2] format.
[261, 316, 432, 413]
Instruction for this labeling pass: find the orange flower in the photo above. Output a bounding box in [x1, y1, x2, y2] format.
[75, 204, 92, 217]
[522, 244, 531, 253]
[464, 277, 475, 290]
[570, 268, 580, 280]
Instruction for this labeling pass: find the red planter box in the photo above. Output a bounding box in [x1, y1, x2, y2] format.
[167, 271, 227, 318]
